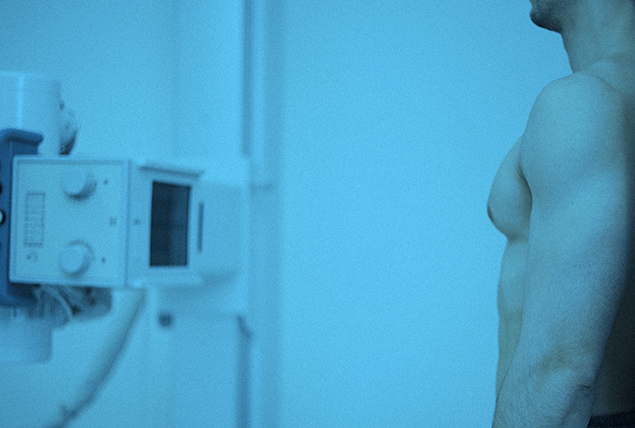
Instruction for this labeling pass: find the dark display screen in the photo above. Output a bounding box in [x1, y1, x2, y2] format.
[150, 182, 191, 266]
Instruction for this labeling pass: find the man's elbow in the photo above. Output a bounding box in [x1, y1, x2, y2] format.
[531, 350, 600, 403]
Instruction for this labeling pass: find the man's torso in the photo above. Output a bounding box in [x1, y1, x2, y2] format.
[488, 56, 635, 416]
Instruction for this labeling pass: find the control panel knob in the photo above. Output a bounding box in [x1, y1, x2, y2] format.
[59, 243, 92, 275]
[62, 167, 96, 199]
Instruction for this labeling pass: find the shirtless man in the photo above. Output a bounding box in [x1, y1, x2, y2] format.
[487, 1, 635, 426]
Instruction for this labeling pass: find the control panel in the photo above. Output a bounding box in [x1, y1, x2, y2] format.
[11, 158, 127, 287]
[9, 156, 242, 289]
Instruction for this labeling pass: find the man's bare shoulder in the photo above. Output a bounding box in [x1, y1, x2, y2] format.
[526, 71, 627, 142]
[520, 71, 632, 186]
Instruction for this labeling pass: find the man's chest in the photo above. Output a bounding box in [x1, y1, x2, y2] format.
[488, 140, 533, 241]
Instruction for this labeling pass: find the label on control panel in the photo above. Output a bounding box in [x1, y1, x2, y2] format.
[24, 192, 45, 248]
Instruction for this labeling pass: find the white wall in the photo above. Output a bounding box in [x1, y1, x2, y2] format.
[0, 0, 177, 160]
[279, 1, 570, 426]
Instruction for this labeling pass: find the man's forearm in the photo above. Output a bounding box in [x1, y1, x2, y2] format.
[493, 366, 596, 428]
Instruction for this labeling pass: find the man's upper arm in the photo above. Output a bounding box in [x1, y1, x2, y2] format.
[516, 75, 634, 379]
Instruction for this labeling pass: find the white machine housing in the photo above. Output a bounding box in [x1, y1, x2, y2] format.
[9, 156, 242, 288]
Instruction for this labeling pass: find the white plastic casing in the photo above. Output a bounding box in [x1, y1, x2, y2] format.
[0, 71, 62, 155]
[9, 156, 242, 288]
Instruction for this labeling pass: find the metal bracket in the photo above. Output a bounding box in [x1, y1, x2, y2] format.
[0, 128, 43, 306]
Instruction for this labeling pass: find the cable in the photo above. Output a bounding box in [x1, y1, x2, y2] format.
[40, 290, 145, 428]
[34, 286, 74, 327]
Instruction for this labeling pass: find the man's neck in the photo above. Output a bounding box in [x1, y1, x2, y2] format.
[559, 1, 635, 73]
